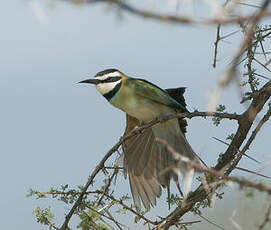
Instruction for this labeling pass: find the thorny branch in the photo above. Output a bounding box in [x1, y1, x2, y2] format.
[212, 0, 271, 99]
[156, 81, 271, 230]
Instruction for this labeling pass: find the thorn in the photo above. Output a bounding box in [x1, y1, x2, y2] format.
[197, 213, 225, 230]
[212, 137, 261, 164]
[235, 167, 271, 179]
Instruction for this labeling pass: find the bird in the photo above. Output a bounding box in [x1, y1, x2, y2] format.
[79, 69, 199, 211]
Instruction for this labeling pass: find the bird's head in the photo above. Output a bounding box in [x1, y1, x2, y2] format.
[79, 69, 125, 97]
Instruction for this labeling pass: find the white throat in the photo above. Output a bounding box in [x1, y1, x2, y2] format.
[96, 79, 121, 95]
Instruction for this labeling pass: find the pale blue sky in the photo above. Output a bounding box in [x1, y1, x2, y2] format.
[0, 1, 270, 229]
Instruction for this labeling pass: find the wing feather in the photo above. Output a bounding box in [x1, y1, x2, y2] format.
[128, 173, 141, 210]
[129, 78, 188, 112]
[121, 87, 199, 210]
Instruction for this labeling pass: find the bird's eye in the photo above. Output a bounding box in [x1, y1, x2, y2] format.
[107, 77, 114, 82]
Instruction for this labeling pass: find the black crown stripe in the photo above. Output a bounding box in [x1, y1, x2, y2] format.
[95, 69, 119, 78]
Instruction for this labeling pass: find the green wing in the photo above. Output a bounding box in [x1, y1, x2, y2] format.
[131, 78, 188, 112]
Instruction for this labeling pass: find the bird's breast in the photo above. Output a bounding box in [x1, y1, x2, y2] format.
[110, 87, 174, 122]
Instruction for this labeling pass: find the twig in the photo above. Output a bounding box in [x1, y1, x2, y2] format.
[254, 57, 271, 73]
[238, 2, 261, 9]
[258, 203, 271, 230]
[179, 220, 201, 225]
[212, 1, 238, 69]
[105, 210, 124, 230]
[94, 191, 157, 225]
[213, 24, 221, 68]
[86, 204, 124, 230]
[82, 210, 99, 229]
[254, 73, 271, 80]
[197, 213, 225, 230]
[97, 167, 118, 205]
[29, 189, 98, 197]
[235, 167, 271, 180]
[47, 220, 59, 230]
[104, 166, 124, 170]
[246, 31, 258, 92]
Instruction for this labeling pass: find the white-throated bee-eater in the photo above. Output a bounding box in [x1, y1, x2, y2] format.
[79, 69, 199, 211]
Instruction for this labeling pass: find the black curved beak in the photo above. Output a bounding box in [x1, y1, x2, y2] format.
[78, 79, 100, 85]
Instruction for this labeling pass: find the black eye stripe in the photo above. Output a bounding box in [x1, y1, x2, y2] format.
[101, 76, 121, 83]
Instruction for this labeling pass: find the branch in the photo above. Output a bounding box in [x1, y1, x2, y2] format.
[226, 105, 271, 175]
[86, 204, 125, 230]
[213, 24, 221, 68]
[66, 0, 271, 26]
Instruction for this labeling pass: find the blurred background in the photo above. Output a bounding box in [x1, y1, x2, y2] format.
[0, 0, 270, 229]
